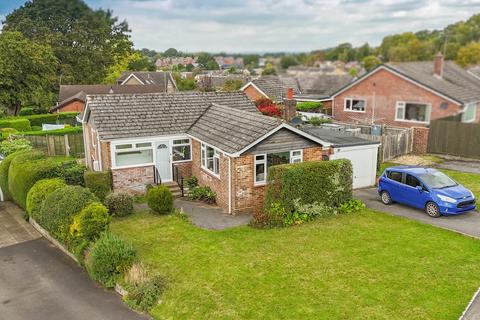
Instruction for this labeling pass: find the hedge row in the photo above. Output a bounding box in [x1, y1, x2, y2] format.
[84, 171, 112, 201]
[264, 159, 353, 214]
[19, 126, 83, 136]
[21, 112, 79, 127]
[0, 150, 31, 201]
[0, 118, 31, 132]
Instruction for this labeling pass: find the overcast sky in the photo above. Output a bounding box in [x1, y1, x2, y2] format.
[1, 0, 480, 53]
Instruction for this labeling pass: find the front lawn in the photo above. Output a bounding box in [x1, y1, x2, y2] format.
[111, 210, 480, 319]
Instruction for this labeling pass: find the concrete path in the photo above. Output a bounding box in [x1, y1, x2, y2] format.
[0, 202, 40, 248]
[354, 188, 480, 238]
[462, 289, 480, 320]
[437, 160, 480, 175]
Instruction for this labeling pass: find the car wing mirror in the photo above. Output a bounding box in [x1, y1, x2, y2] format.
[416, 186, 423, 193]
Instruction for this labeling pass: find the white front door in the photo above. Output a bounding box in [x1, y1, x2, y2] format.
[155, 141, 172, 182]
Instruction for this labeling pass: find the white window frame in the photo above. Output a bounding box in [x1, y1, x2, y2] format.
[462, 103, 477, 123]
[395, 101, 431, 124]
[201, 143, 220, 177]
[112, 141, 154, 169]
[253, 150, 303, 186]
[171, 138, 192, 163]
[344, 98, 366, 113]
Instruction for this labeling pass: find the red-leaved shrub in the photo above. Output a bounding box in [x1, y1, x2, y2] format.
[255, 98, 281, 117]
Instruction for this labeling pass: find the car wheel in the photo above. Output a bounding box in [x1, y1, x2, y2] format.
[380, 191, 393, 205]
[425, 202, 441, 218]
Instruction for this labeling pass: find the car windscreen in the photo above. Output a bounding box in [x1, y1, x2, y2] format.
[417, 171, 457, 189]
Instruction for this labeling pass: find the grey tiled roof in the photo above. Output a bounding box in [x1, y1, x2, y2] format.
[468, 66, 480, 80]
[251, 76, 300, 101]
[117, 71, 175, 88]
[386, 61, 480, 103]
[296, 74, 354, 96]
[87, 91, 258, 140]
[188, 104, 282, 154]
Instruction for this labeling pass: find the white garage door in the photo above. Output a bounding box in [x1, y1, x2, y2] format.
[330, 145, 379, 189]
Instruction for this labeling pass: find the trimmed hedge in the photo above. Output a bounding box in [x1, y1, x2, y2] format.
[20, 126, 82, 136]
[36, 185, 98, 243]
[147, 185, 174, 214]
[104, 192, 134, 217]
[70, 202, 110, 243]
[0, 118, 31, 132]
[84, 171, 112, 201]
[86, 232, 136, 288]
[264, 160, 353, 214]
[26, 178, 66, 219]
[296, 101, 323, 112]
[0, 150, 30, 201]
[22, 112, 79, 127]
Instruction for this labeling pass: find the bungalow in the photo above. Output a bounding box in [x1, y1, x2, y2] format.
[80, 91, 378, 214]
[52, 84, 167, 113]
[117, 71, 177, 92]
[331, 54, 480, 126]
[241, 76, 300, 103]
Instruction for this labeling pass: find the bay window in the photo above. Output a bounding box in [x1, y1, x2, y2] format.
[344, 98, 366, 112]
[254, 150, 302, 185]
[395, 101, 431, 123]
[201, 143, 220, 176]
[172, 139, 191, 162]
[114, 142, 153, 167]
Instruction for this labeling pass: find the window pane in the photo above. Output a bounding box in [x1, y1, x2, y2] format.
[267, 152, 290, 167]
[387, 171, 402, 183]
[255, 163, 265, 182]
[207, 146, 215, 157]
[462, 104, 476, 122]
[345, 99, 351, 109]
[207, 158, 214, 171]
[136, 142, 152, 148]
[115, 144, 132, 150]
[214, 157, 220, 174]
[255, 155, 265, 161]
[396, 106, 405, 120]
[405, 174, 421, 188]
[173, 145, 191, 161]
[116, 149, 153, 166]
[173, 139, 190, 145]
[201, 149, 206, 166]
[405, 103, 428, 122]
[351, 100, 365, 111]
[291, 150, 301, 157]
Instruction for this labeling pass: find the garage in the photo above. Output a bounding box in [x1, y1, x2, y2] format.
[301, 126, 380, 189]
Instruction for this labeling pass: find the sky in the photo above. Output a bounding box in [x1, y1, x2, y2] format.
[1, 0, 480, 53]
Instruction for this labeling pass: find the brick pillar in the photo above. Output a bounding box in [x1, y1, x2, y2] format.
[412, 127, 430, 154]
[283, 88, 297, 122]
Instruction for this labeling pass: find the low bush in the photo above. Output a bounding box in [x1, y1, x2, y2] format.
[22, 112, 79, 127]
[338, 199, 366, 214]
[0, 138, 32, 156]
[263, 160, 352, 221]
[104, 192, 134, 217]
[297, 101, 323, 112]
[37, 185, 98, 243]
[147, 185, 174, 214]
[20, 126, 82, 136]
[84, 170, 112, 201]
[0, 118, 31, 132]
[308, 117, 332, 126]
[70, 202, 110, 243]
[265, 199, 337, 227]
[26, 178, 66, 219]
[0, 150, 29, 201]
[19, 107, 34, 116]
[61, 162, 86, 186]
[86, 232, 136, 288]
[125, 275, 166, 312]
[184, 176, 198, 190]
[188, 186, 216, 204]
[0, 128, 19, 139]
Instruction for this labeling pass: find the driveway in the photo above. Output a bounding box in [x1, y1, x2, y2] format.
[0, 202, 149, 320]
[437, 160, 480, 175]
[354, 188, 480, 238]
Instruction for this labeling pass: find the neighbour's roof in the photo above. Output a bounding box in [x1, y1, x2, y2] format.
[300, 126, 380, 147]
[468, 66, 480, 80]
[386, 61, 480, 104]
[250, 76, 300, 101]
[117, 71, 175, 88]
[187, 104, 282, 154]
[85, 91, 258, 140]
[296, 74, 354, 96]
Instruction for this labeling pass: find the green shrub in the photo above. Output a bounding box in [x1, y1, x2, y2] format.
[19, 107, 34, 116]
[20, 126, 82, 136]
[30, 126, 42, 131]
[188, 186, 216, 204]
[338, 199, 366, 214]
[104, 192, 134, 217]
[0, 138, 32, 156]
[184, 176, 198, 189]
[308, 117, 332, 126]
[297, 101, 323, 112]
[8, 151, 69, 209]
[263, 160, 352, 218]
[84, 170, 112, 201]
[0, 128, 19, 139]
[86, 232, 136, 288]
[0, 150, 29, 201]
[37, 185, 98, 243]
[62, 163, 86, 186]
[0, 118, 31, 132]
[26, 178, 66, 219]
[147, 185, 174, 214]
[125, 275, 166, 312]
[22, 112, 79, 127]
[70, 202, 110, 243]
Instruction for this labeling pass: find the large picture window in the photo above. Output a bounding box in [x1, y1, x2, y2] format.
[395, 101, 431, 123]
[172, 139, 191, 162]
[201, 143, 220, 176]
[114, 142, 153, 167]
[254, 150, 302, 184]
[344, 98, 366, 112]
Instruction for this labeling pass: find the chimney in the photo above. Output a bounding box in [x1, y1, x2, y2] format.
[434, 53, 444, 78]
[283, 88, 297, 122]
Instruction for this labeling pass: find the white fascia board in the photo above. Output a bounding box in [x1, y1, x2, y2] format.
[120, 73, 145, 85]
[240, 82, 270, 99]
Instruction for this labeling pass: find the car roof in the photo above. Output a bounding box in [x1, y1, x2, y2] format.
[384, 166, 439, 175]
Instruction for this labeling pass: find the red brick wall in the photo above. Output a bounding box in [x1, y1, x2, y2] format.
[112, 165, 154, 194]
[243, 84, 267, 102]
[56, 100, 85, 113]
[333, 68, 462, 127]
[173, 162, 192, 179]
[100, 141, 111, 170]
[412, 127, 430, 154]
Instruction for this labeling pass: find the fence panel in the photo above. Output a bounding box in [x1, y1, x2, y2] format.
[428, 120, 480, 159]
[13, 132, 85, 158]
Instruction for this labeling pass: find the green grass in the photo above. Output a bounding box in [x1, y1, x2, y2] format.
[111, 210, 480, 319]
[380, 162, 480, 199]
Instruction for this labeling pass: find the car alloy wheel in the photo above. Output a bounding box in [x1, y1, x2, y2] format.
[425, 202, 441, 218]
[381, 191, 392, 205]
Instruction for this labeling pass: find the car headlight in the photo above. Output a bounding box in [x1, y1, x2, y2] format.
[438, 194, 457, 203]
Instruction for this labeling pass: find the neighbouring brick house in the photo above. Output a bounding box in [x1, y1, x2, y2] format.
[241, 75, 301, 103]
[80, 91, 378, 214]
[117, 71, 177, 92]
[331, 54, 480, 127]
[51, 84, 168, 113]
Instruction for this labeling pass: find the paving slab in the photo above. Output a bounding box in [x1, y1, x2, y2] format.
[0, 202, 40, 248]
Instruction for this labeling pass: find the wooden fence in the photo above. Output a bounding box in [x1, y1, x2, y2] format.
[17, 132, 84, 158]
[428, 119, 480, 159]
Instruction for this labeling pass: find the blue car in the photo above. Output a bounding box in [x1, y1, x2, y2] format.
[378, 166, 476, 217]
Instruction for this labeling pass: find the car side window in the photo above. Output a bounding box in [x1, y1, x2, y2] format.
[405, 174, 421, 188]
[387, 171, 402, 183]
